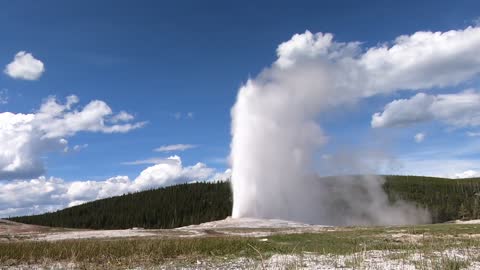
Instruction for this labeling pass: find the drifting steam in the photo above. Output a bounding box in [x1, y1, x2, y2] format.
[230, 26, 480, 225]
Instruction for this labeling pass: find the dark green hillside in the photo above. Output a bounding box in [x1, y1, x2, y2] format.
[10, 182, 232, 230]
[383, 175, 480, 223]
[9, 176, 480, 229]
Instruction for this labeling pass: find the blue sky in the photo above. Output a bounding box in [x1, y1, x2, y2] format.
[1, 0, 480, 216]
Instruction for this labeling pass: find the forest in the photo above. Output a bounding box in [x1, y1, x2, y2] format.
[10, 182, 232, 229]
[9, 176, 480, 229]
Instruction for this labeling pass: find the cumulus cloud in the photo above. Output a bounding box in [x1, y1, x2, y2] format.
[110, 111, 134, 123]
[154, 144, 197, 152]
[35, 96, 146, 138]
[414, 133, 426, 143]
[0, 156, 221, 217]
[210, 168, 232, 182]
[4, 51, 45, 80]
[273, 27, 480, 98]
[372, 90, 480, 128]
[0, 95, 145, 180]
[133, 155, 214, 190]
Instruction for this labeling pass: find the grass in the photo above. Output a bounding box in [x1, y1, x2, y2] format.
[1, 223, 480, 268]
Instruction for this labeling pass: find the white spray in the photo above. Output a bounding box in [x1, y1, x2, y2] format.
[230, 27, 480, 225]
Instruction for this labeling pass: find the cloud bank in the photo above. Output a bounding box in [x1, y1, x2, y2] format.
[0, 155, 230, 217]
[4, 51, 45, 80]
[0, 95, 145, 180]
[372, 90, 480, 128]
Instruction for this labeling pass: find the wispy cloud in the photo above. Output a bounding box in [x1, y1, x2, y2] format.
[73, 144, 88, 152]
[0, 89, 8, 104]
[467, 131, 480, 137]
[207, 156, 229, 165]
[154, 144, 197, 152]
[122, 157, 180, 165]
[173, 112, 194, 120]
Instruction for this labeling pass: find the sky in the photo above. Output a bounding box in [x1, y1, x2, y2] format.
[1, 0, 480, 217]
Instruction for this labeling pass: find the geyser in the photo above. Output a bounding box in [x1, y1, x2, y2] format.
[230, 26, 480, 225]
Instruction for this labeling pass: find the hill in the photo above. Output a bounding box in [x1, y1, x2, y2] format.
[9, 176, 480, 229]
[9, 182, 232, 229]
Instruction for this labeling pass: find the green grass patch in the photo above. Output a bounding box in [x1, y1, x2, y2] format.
[1, 223, 480, 268]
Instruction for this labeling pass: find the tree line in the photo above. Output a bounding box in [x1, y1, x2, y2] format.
[383, 175, 480, 223]
[10, 182, 232, 229]
[9, 176, 480, 229]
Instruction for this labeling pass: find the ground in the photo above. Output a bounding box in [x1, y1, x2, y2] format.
[1, 218, 480, 269]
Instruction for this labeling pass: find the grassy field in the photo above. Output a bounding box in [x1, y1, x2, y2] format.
[1, 223, 480, 269]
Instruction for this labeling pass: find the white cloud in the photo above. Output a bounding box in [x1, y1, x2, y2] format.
[72, 144, 88, 152]
[110, 111, 134, 123]
[133, 156, 214, 190]
[0, 95, 145, 180]
[154, 144, 197, 152]
[372, 90, 480, 128]
[35, 96, 146, 138]
[209, 168, 232, 182]
[454, 170, 480, 179]
[0, 156, 219, 217]
[122, 157, 180, 165]
[414, 133, 425, 143]
[4, 51, 45, 80]
[385, 154, 480, 179]
[273, 27, 480, 99]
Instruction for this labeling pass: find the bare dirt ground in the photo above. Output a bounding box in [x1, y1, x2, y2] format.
[176, 217, 333, 238]
[1, 217, 333, 241]
[452, 219, 480, 224]
[0, 219, 58, 241]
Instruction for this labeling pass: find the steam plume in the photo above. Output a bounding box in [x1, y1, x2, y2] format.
[230, 27, 480, 225]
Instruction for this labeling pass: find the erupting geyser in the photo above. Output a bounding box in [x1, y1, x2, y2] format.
[230, 26, 480, 225]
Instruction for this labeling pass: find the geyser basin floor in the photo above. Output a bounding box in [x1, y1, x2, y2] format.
[2, 218, 480, 269]
[0, 217, 332, 241]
